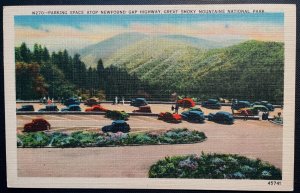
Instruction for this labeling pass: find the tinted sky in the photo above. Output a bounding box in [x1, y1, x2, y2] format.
[15, 13, 284, 51]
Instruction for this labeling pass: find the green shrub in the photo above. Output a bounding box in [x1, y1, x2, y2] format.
[17, 128, 207, 148]
[17, 132, 51, 147]
[149, 153, 282, 180]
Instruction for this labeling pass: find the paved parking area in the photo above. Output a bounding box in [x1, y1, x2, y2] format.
[17, 113, 283, 177]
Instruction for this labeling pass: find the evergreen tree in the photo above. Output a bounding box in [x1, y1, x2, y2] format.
[19, 42, 31, 63]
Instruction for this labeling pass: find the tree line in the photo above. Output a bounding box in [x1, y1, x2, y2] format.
[15, 43, 145, 100]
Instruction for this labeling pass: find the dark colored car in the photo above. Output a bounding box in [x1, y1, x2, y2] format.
[158, 112, 182, 123]
[201, 99, 221, 109]
[23, 118, 51, 132]
[105, 110, 130, 120]
[61, 105, 81, 112]
[208, 111, 234, 124]
[252, 101, 274, 111]
[176, 98, 195, 108]
[133, 106, 152, 113]
[181, 110, 205, 123]
[17, 105, 34, 112]
[102, 120, 131, 133]
[84, 98, 100, 106]
[38, 105, 59, 112]
[130, 98, 148, 107]
[64, 98, 80, 106]
[231, 100, 251, 110]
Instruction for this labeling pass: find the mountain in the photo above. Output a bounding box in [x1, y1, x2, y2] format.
[105, 39, 284, 103]
[79, 32, 148, 67]
[79, 33, 247, 67]
[161, 35, 246, 49]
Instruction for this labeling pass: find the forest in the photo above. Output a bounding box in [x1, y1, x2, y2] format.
[15, 43, 143, 100]
[15, 40, 284, 104]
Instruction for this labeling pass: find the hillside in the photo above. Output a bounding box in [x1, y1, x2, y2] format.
[105, 39, 284, 103]
[79, 32, 148, 68]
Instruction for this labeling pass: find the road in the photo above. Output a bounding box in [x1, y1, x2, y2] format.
[17, 113, 283, 177]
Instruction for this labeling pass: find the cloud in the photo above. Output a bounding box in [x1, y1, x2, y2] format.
[15, 24, 128, 51]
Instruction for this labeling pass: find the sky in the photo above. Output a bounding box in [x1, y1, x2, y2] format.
[15, 13, 284, 51]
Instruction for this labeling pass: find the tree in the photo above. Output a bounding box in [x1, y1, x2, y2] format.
[33, 43, 43, 64]
[19, 42, 31, 63]
[42, 47, 50, 62]
[16, 62, 47, 99]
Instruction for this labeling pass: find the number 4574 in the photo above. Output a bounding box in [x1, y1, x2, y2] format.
[268, 181, 281, 185]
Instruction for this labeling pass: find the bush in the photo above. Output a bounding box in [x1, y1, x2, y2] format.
[149, 153, 282, 180]
[17, 128, 207, 148]
[17, 132, 51, 147]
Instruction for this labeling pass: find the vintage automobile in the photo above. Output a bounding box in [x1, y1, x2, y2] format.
[105, 110, 130, 120]
[132, 105, 152, 113]
[61, 105, 81, 112]
[38, 104, 59, 112]
[201, 99, 221, 109]
[238, 105, 269, 116]
[208, 111, 234, 124]
[130, 98, 148, 107]
[102, 120, 131, 133]
[17, 105, 34, 112]
[63, 98, 80, 106]
[252, 101, 274, 111]
[84, 98, 100, 106]
[176, 98, 196, 108]
[231, 100, 251, 110]
[181, 110, 205, 123]
[158, 112, 182, 123]
[85, 105, 108, 112]
[23, 118, 51, 132]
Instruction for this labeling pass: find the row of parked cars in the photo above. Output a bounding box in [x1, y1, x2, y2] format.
[22, 118, 131, 133]
[158, 107, 234, 125]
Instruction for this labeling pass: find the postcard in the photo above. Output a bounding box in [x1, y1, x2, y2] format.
[3, 4, 296, 191]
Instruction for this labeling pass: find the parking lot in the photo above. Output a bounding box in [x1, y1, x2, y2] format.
[16, 102, 282, 117]
[17, 103, 283, 177]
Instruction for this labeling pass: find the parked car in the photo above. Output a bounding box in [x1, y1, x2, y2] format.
[23, 118, 51, 132]
[252, 101, 274, 111]
[181, 107, 203, 115]
[208, 111, 234, 124]
[64, 98, 80, 106]
[38, 104, 59, 112]
[61, 105, 81, 112]
[130, 98, 148, 107]
[231, 100, 251, 110]
[238, 105, 269, 116]
[132, 105, 152, 113]
[105, 110, 129, 120]
[85, 105, 108, 112]
[102, 120, 131, 133]
[84, 98, 100, 106]
[201, 99, 221, 109]
[158, 112, 182, 123]
[17, 105, 34, 112]
[181, 110, 205, 123]
[176, 98, 195, 108]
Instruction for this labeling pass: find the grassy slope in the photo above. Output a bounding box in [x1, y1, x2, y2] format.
[106, 38, 284, 102]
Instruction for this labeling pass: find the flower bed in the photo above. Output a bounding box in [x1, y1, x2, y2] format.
[17, 128, 207, 148]
[271, 116, 283, 125]
[149, 153, 281, 180]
